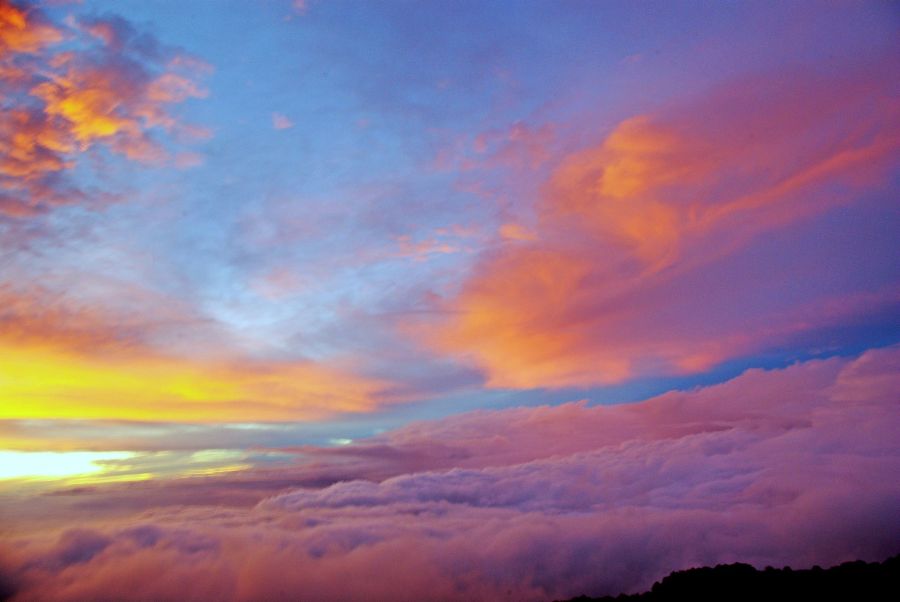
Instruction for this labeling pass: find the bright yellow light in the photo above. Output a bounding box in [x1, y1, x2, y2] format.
[0, 341, 388, 422]
[0, 450, 135, 480]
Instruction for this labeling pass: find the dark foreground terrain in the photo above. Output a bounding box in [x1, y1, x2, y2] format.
[558, 554, 900, 602]
[3, 554, 897, 601]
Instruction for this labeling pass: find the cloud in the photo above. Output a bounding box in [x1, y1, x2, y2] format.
[428, 54, 900, 388]
[0, 285, 401, 423]
[469, 121, 555, 171]
[0, 339, 397, 422]
[2, 346, 898, 600]
[271, 344, 900, 487]
[0, 283, 188, 354]
[271, 112, 294, 130]
[0, 1, 62, 56]
[392, 233, 461, 260]
[0, 1, 207, 218]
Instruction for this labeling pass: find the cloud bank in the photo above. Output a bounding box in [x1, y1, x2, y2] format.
[3, 346, 898, 601]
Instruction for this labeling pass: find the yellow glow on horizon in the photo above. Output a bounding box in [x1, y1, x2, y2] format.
[0, 450, 135, 480]
[0, 341, 388, 422]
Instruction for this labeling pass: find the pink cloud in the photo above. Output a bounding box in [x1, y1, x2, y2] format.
[271, 112, 294, 130]
[469, 121, 555, 171]
[2, 346, 898, 600]
[392, 233, 461, 261]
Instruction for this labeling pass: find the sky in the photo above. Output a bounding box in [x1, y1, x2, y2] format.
[0, 0, 898, 600]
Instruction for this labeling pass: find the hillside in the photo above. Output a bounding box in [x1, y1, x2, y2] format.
[558, 554, 900, 602]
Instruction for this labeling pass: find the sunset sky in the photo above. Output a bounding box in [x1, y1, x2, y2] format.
[1, 1, 899, 600]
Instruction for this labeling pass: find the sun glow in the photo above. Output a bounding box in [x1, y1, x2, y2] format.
[0, 450, 135, 481]
[0, 342, 387, 422]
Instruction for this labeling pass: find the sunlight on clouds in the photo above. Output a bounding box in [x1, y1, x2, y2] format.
[434, 60, 900, 389]
[0, 450, 134, 480]
[0, 342, 392, 422]
[180, 450, 252, 476]
[0, 448, 267, 487]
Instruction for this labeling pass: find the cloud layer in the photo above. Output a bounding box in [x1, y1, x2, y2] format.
[3, 346, 898, 601]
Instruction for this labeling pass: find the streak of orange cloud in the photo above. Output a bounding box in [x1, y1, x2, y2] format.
[433, 59, 900, 388]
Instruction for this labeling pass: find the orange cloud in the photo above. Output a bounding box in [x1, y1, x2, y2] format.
[30, 61, 205, 161]
[546, 115, 698, 268]
[0, 1, 62, 57]
[433, 59, 900, 388]
[0, 2, 207, 217]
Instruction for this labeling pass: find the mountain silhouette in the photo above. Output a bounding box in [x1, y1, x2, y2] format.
[557, 554, 900, 602]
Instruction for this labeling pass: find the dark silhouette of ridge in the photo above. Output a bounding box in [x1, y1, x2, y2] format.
[556, 554, 900, 602]
[2, 554, 898, 601]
